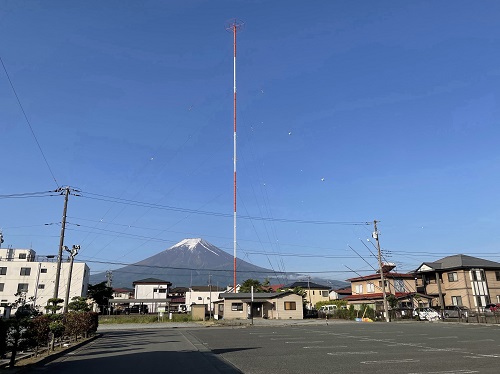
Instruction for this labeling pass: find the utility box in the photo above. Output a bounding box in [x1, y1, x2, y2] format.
[191, 304, 206, 321]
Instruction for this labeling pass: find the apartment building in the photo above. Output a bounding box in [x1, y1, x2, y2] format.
[0, 248, 90, 317]
[415, 254, 500, 311]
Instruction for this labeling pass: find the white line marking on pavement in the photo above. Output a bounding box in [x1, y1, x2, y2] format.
[270, 337, 302, 340]
[418, 348, 464, 352]
[457, 339, 494, 343]
[303, 345, 348, 349]
[327, 351, 377, 356]
[426, 336, 458, 340]
[362, 358, 418, 364]
[285, 340, 324, 344]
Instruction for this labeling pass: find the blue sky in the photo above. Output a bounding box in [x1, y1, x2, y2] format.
[1, 1, 500, 285]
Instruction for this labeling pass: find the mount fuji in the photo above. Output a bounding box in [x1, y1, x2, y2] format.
[89, 238, 347, 289]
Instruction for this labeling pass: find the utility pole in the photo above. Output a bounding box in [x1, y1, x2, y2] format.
[307, 276, 312, 309]
[53, 186, 70, 301]
[373, 220, 390, 322]
[63, 245, 80, 313]
[106, 270, 113, 288]
[208, 274, 212, 320]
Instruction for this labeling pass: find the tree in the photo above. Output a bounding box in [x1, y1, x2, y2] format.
[45, 298, 64, 314]
[6, 293, 40, 367]
[87, 282, 113, 313]
[68, 296, 91, 312]
[240, 279, 265, 293]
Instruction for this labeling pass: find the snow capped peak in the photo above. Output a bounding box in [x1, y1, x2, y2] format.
[173, 238, 203, 250]
[168, 238, 220, 256]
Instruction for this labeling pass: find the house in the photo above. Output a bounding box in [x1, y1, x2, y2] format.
[329, 286, 352, 300]
[286, 281, 330, 309]
[344, 272, 432, 313]
[169, 286, 188, 312]
[113, 287, 134, 300]
[415, 254, 500, 312]
[131, 278, 172, 313]
[216, 291, 303, 320]
[185, 285, 225, 314]
[0, 248, 90, 317]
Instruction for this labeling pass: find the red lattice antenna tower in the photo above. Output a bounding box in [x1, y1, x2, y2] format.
[225, 19, 244, 293]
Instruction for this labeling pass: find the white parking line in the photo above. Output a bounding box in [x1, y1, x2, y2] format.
[327, 351, 377, 356]
[361, 358, 418, 364]
[285, 340, 324, 344]
[303, 345, 348, 349]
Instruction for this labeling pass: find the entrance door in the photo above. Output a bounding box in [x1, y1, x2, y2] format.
[251, 303, 262, 318]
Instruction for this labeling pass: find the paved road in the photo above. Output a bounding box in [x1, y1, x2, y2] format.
[27, 328, 241, 373]
[27, 321, 500, 374]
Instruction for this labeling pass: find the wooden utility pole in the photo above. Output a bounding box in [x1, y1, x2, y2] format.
[374, 220, 390, 322]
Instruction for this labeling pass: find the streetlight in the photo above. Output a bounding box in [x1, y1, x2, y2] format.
[63, 245, 80, 313]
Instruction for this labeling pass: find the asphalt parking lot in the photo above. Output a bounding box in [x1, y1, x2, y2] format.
[27, 321, 500, 374]
[188, 321, 500, 374]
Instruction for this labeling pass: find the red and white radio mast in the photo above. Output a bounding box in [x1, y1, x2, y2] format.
[225, 19, 244, 292]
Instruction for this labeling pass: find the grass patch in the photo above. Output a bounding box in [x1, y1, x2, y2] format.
[99, 314, 194, 324]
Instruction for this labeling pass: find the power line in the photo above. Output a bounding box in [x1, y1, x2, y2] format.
[81, 257, 370, 275]
[78, 191, 370, 226]
[0, 56, 59, 188]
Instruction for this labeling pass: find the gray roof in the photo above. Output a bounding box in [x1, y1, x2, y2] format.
[219, 292, 293, 300]
[286, 281, 330, 290]
[418, 254, 500, 272]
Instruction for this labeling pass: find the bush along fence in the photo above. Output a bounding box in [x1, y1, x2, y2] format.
[0, 294, 98, 368]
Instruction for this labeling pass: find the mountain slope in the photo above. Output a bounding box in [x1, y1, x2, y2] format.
[89, 238, 348, 289]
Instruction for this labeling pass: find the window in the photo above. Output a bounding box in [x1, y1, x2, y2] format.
[451, 296, 463, 306]
[41, 268, 47, 273]
[284, 301, 296, 310]
[38, 284, 45, 290]
[218, 304, 224, 312]
[496, 271, 500, 281]
[0, 300, 7, 307]
[355, 284, 363, 294]
[17, 284, 29, 293]
[471, 270, 485, 281]
[312, 290, 315, 295]
[378, 280, 388, 287]
[0, 267, 6, 275]
[394, 279, 405, 292]
[231, 303, 243, 311]
[367, 283, 375, 293]
[19, 253, 27, 259]
[448, 272, 458, 282]
[0, 283, 4, 292]
[198, 297, 202, 300]
[497, 295, 500, 303]
[20, 268, 31, 276]
[321, 291, 329, 297]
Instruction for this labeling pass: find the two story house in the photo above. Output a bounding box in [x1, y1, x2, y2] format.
[344, 271, 431, 312]
[415, 254, 500, 311]
[286, 281, 330, 309]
